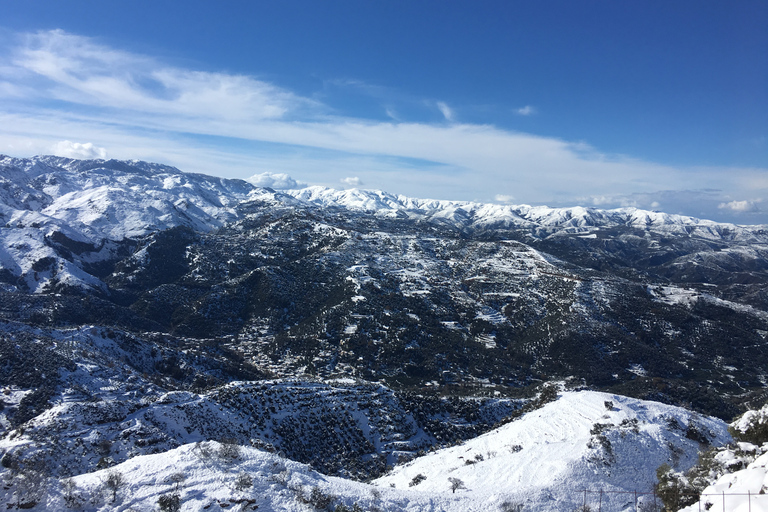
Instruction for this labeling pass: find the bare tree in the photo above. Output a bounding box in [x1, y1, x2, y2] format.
[61, 478, 83, 508]
[448, 477, 466, 494]
[167, 472, 186, 493]
[193, 441, 214, 460]
[13, 469, 46, 508]
[9, 455, 49, 508]
[102, 471, 124, 503]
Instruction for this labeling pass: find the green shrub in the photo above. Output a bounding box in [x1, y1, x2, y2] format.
[234, 472, 253, 491]
[654, 464, 698, 512]
[157, 492, 181, 512]
[409, 474, 426, 487]
[729, 404, 768, 445]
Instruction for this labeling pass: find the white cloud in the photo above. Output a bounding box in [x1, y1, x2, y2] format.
[246, 172, 302, 189]
[437, 101, 455, 122]
[8, 30, 312, 122]
[587, 195, 640, 208]
[51, 140, 107, 159]
[0, 30, 766, 223]
[341, 176, 362, 187]
[718, 199, 761, 212]
[494, 194, 515, 203]
[516, 105, 536, 116]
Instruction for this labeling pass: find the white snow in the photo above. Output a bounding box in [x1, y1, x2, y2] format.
[3, 155, 768, 298]
[373, 390, 729, 512]
[679, 450, 768, 512]
[1, 391, 731, 512]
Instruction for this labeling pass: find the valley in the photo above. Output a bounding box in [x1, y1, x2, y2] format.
[1, 156, 767, 510]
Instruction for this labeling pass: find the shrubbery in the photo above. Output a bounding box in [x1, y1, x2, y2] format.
[654, 464, 699, 511]
[408, 474, 426, 487]
[729, 403, 768, 445]
[234, 472, 253, 491]
[653, 401, 768, 512]
[157, 492, 181, 512]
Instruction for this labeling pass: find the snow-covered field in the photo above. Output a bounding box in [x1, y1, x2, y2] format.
[1, 390, 730, 511]
[374, 390, 729, 512]
[3, 156, 767, 511]
[677, 449, 768, 512]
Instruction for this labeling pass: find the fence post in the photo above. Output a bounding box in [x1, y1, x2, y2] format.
[584, 489, 587, 509]
[599, 489, 603, 512]
[749, 490, 751, 512]
[723, 491, 725, 511]
[634, 491, 638, 512]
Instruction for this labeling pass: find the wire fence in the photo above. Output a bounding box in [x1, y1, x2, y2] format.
[577, 488, 768, 512]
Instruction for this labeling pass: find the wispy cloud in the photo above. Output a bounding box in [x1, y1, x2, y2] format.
[0, 30, 765, 223]
[9, 29, 314, 122]
[516, 105, 536, 116]
[385, 108, 399, 120]
[436, 101, 455, 122]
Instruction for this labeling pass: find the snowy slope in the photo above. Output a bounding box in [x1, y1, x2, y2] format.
[1, 390, 730, 511]
[286, 186, 767, 240]
[2, 155, 767, 296]
[677, 449, 768, 512]
[673, 403, 768, 512]
[15, 442, 386, 512]
[0, 155, 273, 293]
[8, 440, 564, 512]
[373, 390, 730, 512]
[0, 155, 259, 240]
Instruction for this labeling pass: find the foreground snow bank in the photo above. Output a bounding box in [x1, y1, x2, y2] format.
[374, 390, 729, 511]
[675, 403, 768, 512]
[0, 391, 731, 512]
[677, 449, 768, 512]
[17, 442, 383, 512]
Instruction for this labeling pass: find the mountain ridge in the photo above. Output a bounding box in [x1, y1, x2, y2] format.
[1, 155, 766, 419]
[1, 155, 767, 510]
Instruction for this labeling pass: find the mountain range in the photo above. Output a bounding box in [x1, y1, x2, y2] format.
[1, 155, 767, 511]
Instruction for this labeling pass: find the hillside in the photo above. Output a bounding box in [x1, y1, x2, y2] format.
[2, 156, 767, 418]
[1, 391, 730, 512]
[1, 155, 767, 510]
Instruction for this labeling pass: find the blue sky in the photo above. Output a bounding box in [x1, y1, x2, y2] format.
[1, 1, 766, 223]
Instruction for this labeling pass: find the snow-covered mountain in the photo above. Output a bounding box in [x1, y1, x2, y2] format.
[2, 154, 766, 303]
[1, 390, 730, 512]
[286, 185, 766, 241]
[0, 155, 259, 239]
[374, 390, 729, 511]
[1, 155, 766, 414]
[0, 155, 274, 293]
[1, 155, 767, 511]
